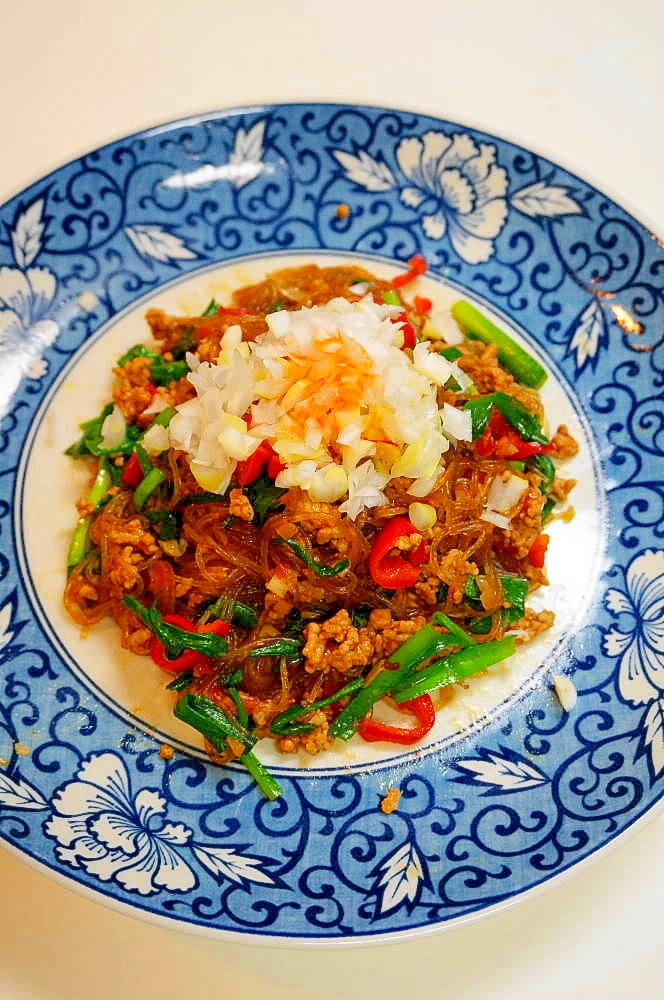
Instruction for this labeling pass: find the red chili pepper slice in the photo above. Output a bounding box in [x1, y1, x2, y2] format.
[528, 532, 549, 569]
[413, 295, 433, 316]
[358, 693, 435, 744]
[235, 440, 279, 486]
[390, 254, 427, 288]
[398, 312, 416, 349]
[368, 516, 425, 589]
[121, 451, 144, 487]
[149, 615, 231, 673]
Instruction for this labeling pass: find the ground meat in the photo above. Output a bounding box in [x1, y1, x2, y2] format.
[457, 343, 544, 420]
[415, 574, 443, 605]
[380, 787, 402, 814]
[228, 488, 254, 522]
[112, 357, 156, 423]
[302, 609, 374, 674]
[89, 512, 159, 593]
[373, 616, 427, 659]
[513, 608, 556, 643]
[368, 608, 392, 631]
[435, 549, 478, 604]
[551, 477, 577, 503]
[550, 424, 579, 459]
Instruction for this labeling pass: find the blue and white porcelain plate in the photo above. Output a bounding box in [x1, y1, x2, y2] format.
[1, 103, 663, 942]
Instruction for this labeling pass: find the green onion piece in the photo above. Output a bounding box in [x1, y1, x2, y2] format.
[174, 693, 282, 800]
[248, 638, 303, 660]
[329, 619, 457, 742]
[115, 344, 187, 384]
[439, 346, 462, 361]
[66, 460, 112, 569]
[451, 300, 547, 389]
[270, 678, 364, 736]
[430, 612, 476, 648]
[238, 750, 283, 801]
[134, 442, 153, 476]
[174, 692, 257, 750]
[166, 670, 194, 692]
[393, 635, 516, 703]
[227, 687, 250, 728]
[541, 496, 557, 523]
[532, 453, 556, 493]
[149, 357, 188, 386]
[148, 406, 177, 428]
[178, 491, 225, 507]
[200, 299, 220, 317]
[117, 344, 158, 366]
[276, 538, 349, 577]
[123, 596, 229, 657]
[382, 289, 403, 307]
[134, 468, 164, 510]
[66, 516, 93, 571]
[201, 596, 258, 628]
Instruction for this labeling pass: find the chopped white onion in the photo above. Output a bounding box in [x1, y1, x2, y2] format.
[99, 406, 127, 451]
[480, 509, 511, 529]
[408, 502, 436, 531]
[441, 402, 472, 442]
[552, 674, 577, 712]
[485, 472, 528, 514]
[141, 423, 170, 455]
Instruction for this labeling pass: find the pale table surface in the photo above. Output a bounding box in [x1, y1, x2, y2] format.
[1, 2, 663, 997]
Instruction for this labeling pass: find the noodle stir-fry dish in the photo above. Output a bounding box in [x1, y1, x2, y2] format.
[64, 258, 577, 799]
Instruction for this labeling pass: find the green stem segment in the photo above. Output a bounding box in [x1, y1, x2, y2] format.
[271, 677, 364, 736]
[451, 300, 547, 389]
[134, 467, 164, 510]
[393, 635, 517, 703]
[66, 460, 112, 570]
[174, 693, 283, 800]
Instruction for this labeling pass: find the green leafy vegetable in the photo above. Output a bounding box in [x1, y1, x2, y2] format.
[464, 392, 549, 444]
[270, 678, 364, 736]
[246, 473, 286, 526]
[275, 538, 349, 577]
[116, 343, 188, 385]
[174, 693, 282, 800]
[123, 595, 229, 658]
[201, 596, 259, 629]
[248, 638, 303, 660]
[146, 508, 180, 540]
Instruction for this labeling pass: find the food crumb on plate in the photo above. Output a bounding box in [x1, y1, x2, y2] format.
[335, 202, 351, 219]
[159, 744, 175, 760]
[380, 787, 401, 814]
[13, 743, 30, 757]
